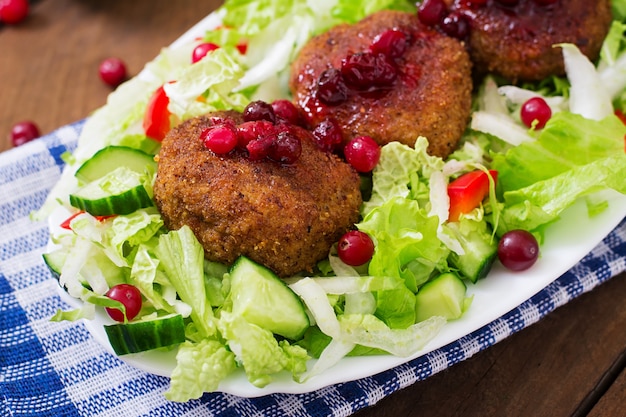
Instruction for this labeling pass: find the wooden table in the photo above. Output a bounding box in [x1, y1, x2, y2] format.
[1, 1, 625, 416]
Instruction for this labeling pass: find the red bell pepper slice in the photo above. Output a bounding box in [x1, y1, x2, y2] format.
[447, 170, 498, 222]
[143, 85, 171, 141]
[60, 211, 116, 230]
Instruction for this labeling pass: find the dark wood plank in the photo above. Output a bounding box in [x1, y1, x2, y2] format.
[588, 364, 626, 417]
[355, 272, 626, 417]
[0, 0, 223, 152]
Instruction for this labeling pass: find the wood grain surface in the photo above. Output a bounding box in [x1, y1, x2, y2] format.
[1, 1, 624, 416]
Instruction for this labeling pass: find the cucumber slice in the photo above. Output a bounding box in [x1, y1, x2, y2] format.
[104, 313, 186, 355]
[69, 166, 153, 216]
[229, 256, 309, 340]
[42, 250, 66, 279]
[448, 223, 498, 283]
[75, 146, 156, 183]
[415, 272, 469, 322]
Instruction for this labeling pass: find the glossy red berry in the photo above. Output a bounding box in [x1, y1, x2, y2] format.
[497, 230, 539, 271]
[0, 0, 29, 24]
[370, 29, 408, 60]
[343, 136, 381, 173]
[98, 57, 127, 88]
[10, 120, 40, 147]
[341, 52, 397, 90]
[105, 284, 142, 322]
[201, 124, 238, 154]
[243, 100, 276, 123]
[316, 68, 349, 106]
[520, 97, 552, 129]
[417, 0, 447, 27]
[192, 42, 220, 63]
[440, 12, 470, 39]
[271, 99, 301, 125]
[236, 120, 275, 149]
[312, 118, 343, 152]
[337, 230, 375, 266]
[268, 131, 301, 164]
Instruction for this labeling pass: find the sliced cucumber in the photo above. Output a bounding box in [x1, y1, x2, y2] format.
[448, 222, 498, 283]
[229, 256, 309, 340]
[104, 313, 186, 355]
[415, 272, 470, 322]
[69, 166, 153, 216]
[42, 250, 67, 279]
[75, 146, 156, 183]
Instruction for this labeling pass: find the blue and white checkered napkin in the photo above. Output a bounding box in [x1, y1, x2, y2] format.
[2, 121, 625, 417]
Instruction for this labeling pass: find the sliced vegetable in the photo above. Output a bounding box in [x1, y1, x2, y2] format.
[414, 272, 470, 322]
[447, 219, 498, 283]
[75, 146, 156, 183]
[143, 85, 171, 141]
[447, 170, 497, 222]
[104, 313, 186, 355]
[229, 256, 309, 340]
[69, 167, 153, 216]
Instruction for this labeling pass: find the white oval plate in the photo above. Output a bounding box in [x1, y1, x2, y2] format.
[49, 10, 626, 398]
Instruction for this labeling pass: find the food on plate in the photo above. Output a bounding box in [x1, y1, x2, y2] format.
[153, 109, 362, 277]
[38, 0, 626, 401]
[289, 10, 472, 159]
[441, 0, 614, 82]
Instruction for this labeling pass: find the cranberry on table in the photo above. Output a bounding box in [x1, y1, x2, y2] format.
[338, 230, 375, 266]
[10, 120, 40, 147]
[497, 229, 540, 271]
[520, 97, 552, 129]
[105, 284, 142, 322]
[344, 135, 381, 173]
[201, 124, 238, 154]
[0, 0, 29, 25]
[98, 57, 127, 88]
[191, 42, 219, 63]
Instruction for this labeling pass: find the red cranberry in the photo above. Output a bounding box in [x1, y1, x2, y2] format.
[417, 0, 447, 27]
[192, 42, 220, 63]
[0, 0, 29, 24]
[105, 284, 142, 322]
[312, 118, 343, 152]
[341, 52, 397, 90]
[533, 0, 558, 4]
[343, 136, 381, 173]
[271, 99, 301, 125]
[337, 230, 375, 266]
[370, 29, 408, 60]
[440, 12, 469, 39]
[99, 57, 127, 88]
[495, 0, 520, 5]
[243, 100, 276, 123]
[236, 120, 275, 149]
[316, 68, 349, 106]
[201, 124, 238, 154]
[520, 97, 552, 129]
[268, 131, 302, 164]
[10, 120, 40, 147]
[246, 135, 275, 161]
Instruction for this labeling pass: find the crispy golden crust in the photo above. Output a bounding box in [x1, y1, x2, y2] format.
[153, 113, 362, 277]
[464, 0, 613, 82]
[289, 10, 473, 159]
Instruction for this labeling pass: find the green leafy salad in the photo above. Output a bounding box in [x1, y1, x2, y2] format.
[35, 0, 626, 402]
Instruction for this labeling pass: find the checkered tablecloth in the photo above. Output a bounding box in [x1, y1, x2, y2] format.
[2, 120, 625, 417]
